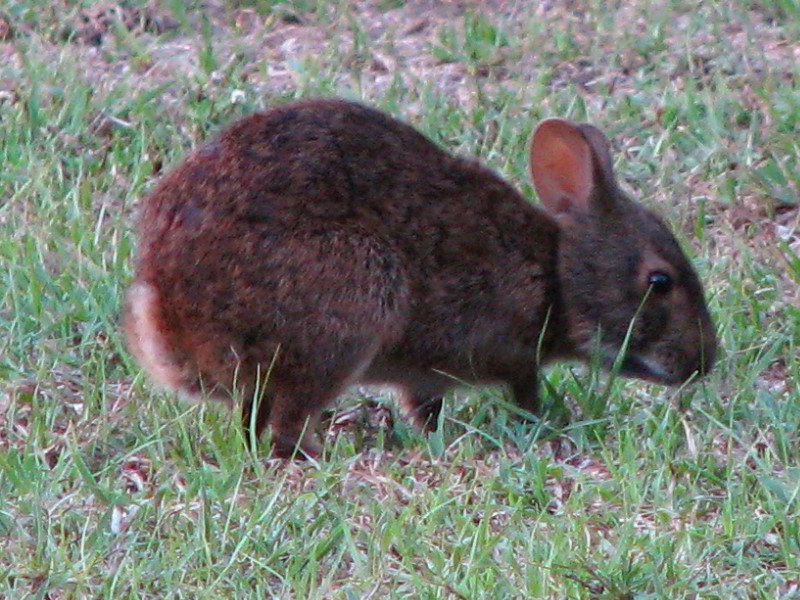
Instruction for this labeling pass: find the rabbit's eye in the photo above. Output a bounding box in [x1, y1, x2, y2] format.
[647, 271, 673, 295]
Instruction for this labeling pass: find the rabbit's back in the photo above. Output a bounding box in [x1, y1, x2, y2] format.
[139, 99, 554, 261]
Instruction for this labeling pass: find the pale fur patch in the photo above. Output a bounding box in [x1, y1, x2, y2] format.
[126, 283, 188, 394]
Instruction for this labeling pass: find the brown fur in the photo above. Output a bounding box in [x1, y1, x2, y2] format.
[124, 99, 717, 459]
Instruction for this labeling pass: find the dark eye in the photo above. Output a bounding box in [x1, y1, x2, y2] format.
[647, 271, 673, 295]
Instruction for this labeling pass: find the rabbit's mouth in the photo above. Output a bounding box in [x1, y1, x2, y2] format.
[618, 354, 683, 386]
[585, 344, 681, 385]
[592, 344, 683, 385]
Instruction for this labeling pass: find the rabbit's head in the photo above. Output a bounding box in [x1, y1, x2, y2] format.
[530, 119, 716, 384]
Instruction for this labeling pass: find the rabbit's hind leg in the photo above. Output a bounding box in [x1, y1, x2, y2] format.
[245, 226, 411, 459]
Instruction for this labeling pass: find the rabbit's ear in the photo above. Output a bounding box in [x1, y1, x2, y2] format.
[576, 123, 615, 183]
[530, 118, 614, 216]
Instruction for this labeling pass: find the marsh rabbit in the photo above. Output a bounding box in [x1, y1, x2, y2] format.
[125, 98, 716, 458]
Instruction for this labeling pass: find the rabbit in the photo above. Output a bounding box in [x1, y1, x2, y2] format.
[124, 98, 717, 459]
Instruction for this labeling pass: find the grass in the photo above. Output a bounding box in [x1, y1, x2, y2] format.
[0, 0, 798, 597]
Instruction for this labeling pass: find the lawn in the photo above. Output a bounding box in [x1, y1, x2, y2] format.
[0, 0, 798, 598]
